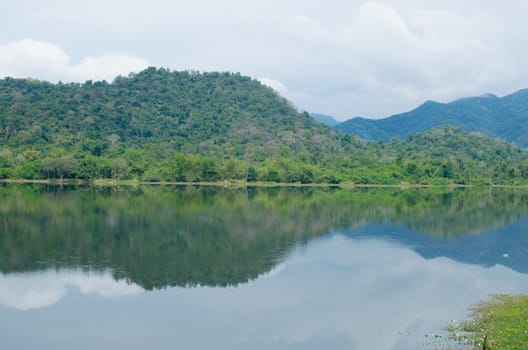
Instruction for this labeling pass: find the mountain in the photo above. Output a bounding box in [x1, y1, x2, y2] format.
[310, 113, 339, 127]
[0, 68, 372, 183]
[0, 67, 527, 185]
[335, 90, 528, 147]
[0, 67, 347, 159]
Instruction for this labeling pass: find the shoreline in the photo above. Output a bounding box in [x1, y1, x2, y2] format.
[2, 178, 528, 189]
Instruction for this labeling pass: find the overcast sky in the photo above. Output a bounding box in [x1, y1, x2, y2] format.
[1, 1, 528, 120]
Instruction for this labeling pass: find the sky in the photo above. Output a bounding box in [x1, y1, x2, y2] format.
[1, 1, 528, 120]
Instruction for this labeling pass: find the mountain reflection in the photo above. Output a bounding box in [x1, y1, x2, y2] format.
[1, 185, 527, 289]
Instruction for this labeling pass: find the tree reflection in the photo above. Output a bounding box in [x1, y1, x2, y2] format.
[1, 185, 527, 289]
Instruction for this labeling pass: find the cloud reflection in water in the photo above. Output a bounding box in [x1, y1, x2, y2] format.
[0, 234, 527, 350]
[0, 270, 143, 311]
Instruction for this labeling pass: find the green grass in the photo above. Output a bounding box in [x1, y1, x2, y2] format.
[449, 294, 528, 349]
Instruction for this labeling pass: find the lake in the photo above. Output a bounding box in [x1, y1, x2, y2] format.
[1, 185, 527, 350]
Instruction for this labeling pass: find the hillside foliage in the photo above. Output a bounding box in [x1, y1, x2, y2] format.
[1, 68, 528, 185]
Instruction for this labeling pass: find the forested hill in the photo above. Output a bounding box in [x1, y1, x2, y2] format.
[335, 90, 528, 147]
[0, 67, 528, 185]
[0, 67, 348, 159]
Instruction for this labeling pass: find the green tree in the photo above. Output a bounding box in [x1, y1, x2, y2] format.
[41, 157, 79, 180]
[78, 156, 99, 180]
[111, 158, 130, 179]
[246, 166, 258, 182]
[266, 169, 281, 182]
[15, 160, 42, 179]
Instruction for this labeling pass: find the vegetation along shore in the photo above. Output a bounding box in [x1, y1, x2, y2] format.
[448, 295, 528, 350]
[2, 67, 528, 186]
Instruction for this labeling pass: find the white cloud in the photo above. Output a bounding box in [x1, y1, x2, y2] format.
[271, 1, 528, 119]
[0, 39, 149, 83]
[0, 270, 143, 311]
[0, 39, 70, 81]
[258, 77, 312, 111]
[71, 53, 150, 82]
[259, 78, 290, 95]
[0, 281, 65, 311]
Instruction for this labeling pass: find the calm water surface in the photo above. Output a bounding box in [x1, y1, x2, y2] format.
[1, 185, 527, 350]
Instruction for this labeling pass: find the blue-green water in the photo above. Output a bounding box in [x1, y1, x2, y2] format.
[0, 185, 527, 349]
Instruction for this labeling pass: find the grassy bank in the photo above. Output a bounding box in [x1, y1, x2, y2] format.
[449, 294, 528, 349]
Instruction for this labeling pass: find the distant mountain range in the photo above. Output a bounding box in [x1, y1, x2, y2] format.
[331, 89, 528, 147]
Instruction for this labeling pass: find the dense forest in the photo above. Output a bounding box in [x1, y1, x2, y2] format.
[1, 67, 528, 185]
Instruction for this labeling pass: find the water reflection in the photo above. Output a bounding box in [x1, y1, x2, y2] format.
[348, 217, 528, 274]
[222, 235, 528, 350]
[1, 235, 527, 350]
[1, 185, 527, 288]
[1, 185, 528, 349]
[0, 270, 142, 310]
